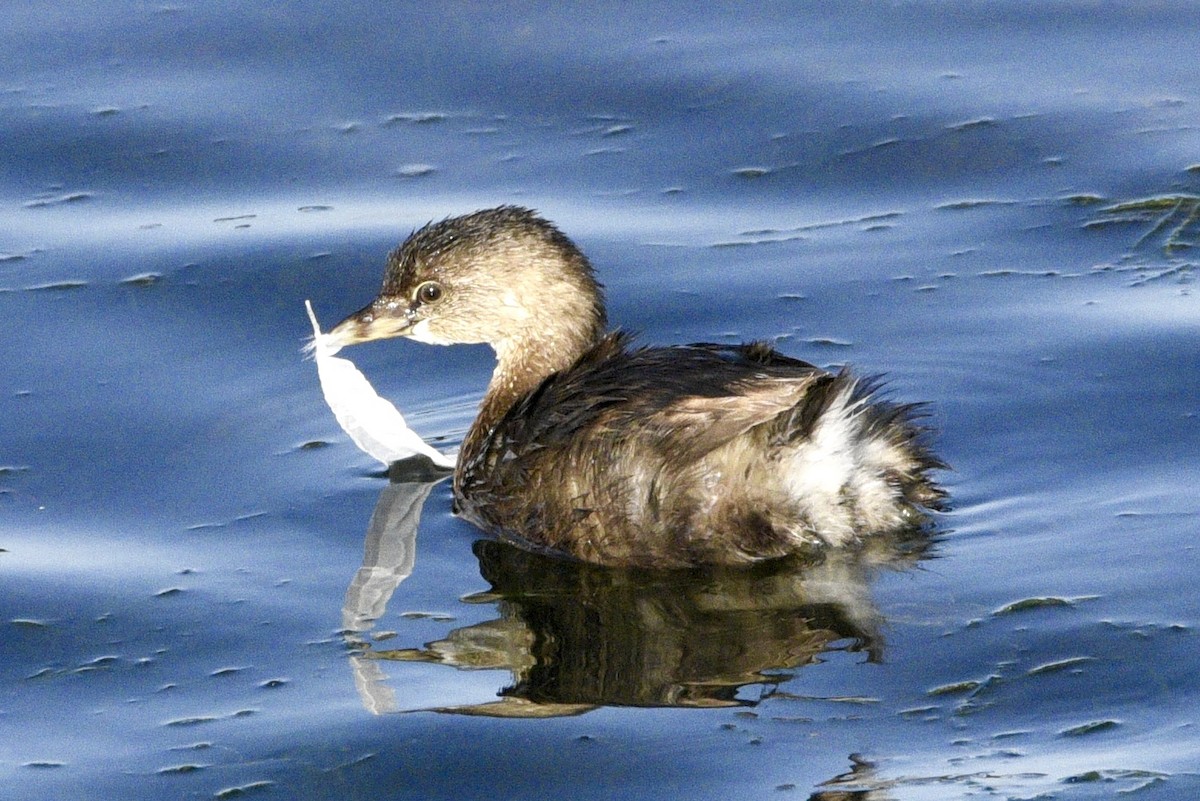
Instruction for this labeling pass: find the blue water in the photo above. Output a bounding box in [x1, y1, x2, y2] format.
[3, 2, 1198, 799]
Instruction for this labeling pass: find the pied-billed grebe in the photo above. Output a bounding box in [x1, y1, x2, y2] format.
[330, 206, 944, 568]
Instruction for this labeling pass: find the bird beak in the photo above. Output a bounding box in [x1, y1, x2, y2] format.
[328, 297, 416, 348]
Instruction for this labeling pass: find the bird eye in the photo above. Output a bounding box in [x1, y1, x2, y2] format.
[415, 281, 443, 305]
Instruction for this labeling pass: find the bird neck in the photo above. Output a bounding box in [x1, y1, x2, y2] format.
[475, 321, 598, 433]
[458, 258, 607, 470]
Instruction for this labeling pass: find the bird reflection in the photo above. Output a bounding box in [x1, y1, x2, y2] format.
[342, 456, 935, 718]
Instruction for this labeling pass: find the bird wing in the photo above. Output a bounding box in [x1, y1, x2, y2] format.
[496, 333, 833, 465]
[642, 376, 823, 462]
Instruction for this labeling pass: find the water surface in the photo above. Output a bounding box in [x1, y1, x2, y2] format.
[2, 3, 1198, 799]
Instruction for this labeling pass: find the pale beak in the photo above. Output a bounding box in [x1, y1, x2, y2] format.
[328, 297, 416, 348]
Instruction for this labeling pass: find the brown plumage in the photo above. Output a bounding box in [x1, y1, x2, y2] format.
[331, 206, 944, 568]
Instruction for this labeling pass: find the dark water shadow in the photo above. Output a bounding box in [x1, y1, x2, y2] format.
[342, 456, 937, 719]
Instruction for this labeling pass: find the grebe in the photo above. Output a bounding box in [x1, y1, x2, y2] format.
[330, 206, 944, 568]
